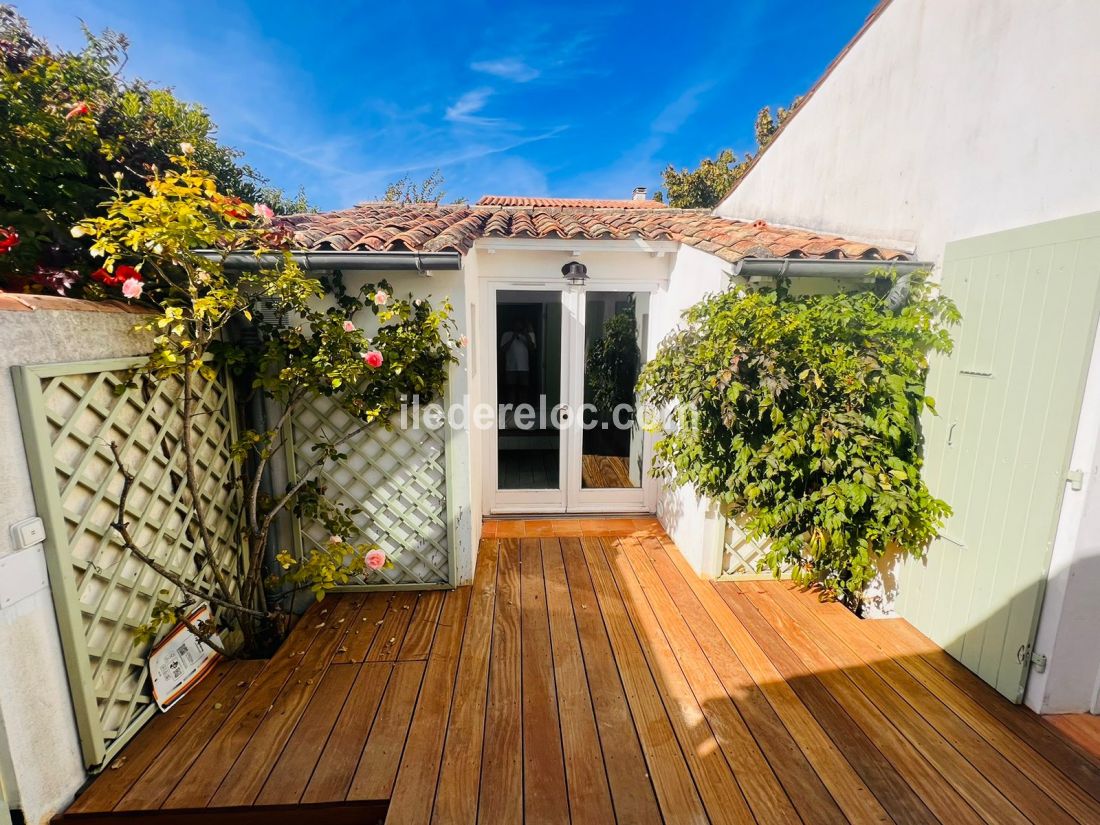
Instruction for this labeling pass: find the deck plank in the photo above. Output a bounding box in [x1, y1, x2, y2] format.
[754, 582, 981, 825]
[112, 661, 263, 812]
[207, 596, 363, 807]
[301, 662, 391, 804]
[880, 607, 1100, 800]
[559, 538, 663, 824]
[541, 538, 617, 825]
[161, 606, 335, 809]
[254, 663, 359, 806]
[431, 538, 500, 825]
[347, 660, 427, 800]
[67, 661, 233, 814]
[386, 588, 471, 825]
[59, 517, 1100, 825]
[398, 590, 445, 660]
[852, 609, 1100, 822]
[622, 537, 801, 824]
[331, 593, 389, 664]
[577, 536, 710, 825]
[754, 580, 1079, 825]
[477, 538, 522, 824]
[726, 581, 1026, 824]
[597, 537, 755, 825]
[732, 583, 943, 825]
[365, 591, 418, 662]
[636, 536, 847, 825]
[518, 538, 570, 825]
[652, 536, 891, 824]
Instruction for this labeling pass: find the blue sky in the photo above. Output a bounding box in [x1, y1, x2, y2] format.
[17, 1, 877, 210]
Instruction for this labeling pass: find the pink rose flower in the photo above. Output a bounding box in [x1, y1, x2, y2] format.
[327, 535, 343, 545]
[121, 278, 144, 299]
[365, 549, 386, 570]
[457, 335, 469, 348]
[65, 102, 90, 120]
[254, 203, 274, 224]
[343, 320, 356, 332]
[373, 290, 388, 306]
[363, 350, 383, 368]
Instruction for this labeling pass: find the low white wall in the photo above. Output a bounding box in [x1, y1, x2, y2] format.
[649, 246, 729, 576]
[0, 297, 151, 825]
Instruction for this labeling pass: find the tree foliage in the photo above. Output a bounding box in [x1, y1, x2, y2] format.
[638, 273, 960, 606]
[586, 300, 641, 412]
[380, 169, 465, 204]
[658, 100, 801, 209]
[0, 5, 312, 293]
[75, 155, 460, 654]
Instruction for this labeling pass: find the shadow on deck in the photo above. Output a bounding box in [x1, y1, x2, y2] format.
[58, 517, 1100, 824]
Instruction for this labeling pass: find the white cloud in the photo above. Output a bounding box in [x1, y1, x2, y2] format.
[445, 88, 503, 126]
[471, 58, 540, 83]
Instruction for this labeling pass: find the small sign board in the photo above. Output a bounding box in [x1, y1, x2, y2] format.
[148, 603, 222, 711]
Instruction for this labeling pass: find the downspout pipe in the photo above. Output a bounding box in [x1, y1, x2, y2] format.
[195, 249, 463, 272]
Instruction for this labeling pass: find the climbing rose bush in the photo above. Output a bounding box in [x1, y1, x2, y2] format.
[638, 273, 960, 607]
[74, 155, 459, 653]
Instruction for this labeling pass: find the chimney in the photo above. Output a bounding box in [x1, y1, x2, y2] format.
[632, 186, 647, 201]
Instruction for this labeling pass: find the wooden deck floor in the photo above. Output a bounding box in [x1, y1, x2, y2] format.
[61, 518, 1100, 824]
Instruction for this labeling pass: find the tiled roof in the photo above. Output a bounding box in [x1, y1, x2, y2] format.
[283, 204, 911, 264]
[476, 195, 666, 209]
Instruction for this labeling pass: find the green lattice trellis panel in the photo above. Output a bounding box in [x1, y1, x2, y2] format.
[719, 511, 792, 581]
[287, 394, 453, 588]
[14, 357, 243, 768]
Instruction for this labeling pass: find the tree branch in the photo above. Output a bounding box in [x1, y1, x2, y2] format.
[179, 358, 235, 605]
[261, 419, 373, 534]
[108, 441, 266, 619]
[178, 608, 231, 659]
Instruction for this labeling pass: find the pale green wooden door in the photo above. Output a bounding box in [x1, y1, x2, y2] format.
[897, 213, 1100, 702]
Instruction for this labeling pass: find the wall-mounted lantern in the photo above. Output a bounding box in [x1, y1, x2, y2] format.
[561, 260, 588, 285]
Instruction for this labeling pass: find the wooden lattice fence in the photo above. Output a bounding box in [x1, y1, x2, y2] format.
[13, 357, 242, 768]
[286, 393, 455, 589]
[719, 510, 792, 580]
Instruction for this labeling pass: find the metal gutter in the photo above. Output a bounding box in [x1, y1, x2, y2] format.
[195, 250, 463, 272]
[731, 257, 931, 280]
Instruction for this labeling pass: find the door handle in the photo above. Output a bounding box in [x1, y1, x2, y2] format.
[947, 422, 957, 446]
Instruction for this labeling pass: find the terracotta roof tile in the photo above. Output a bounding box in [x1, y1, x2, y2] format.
[282, 204, 912, 262]
[476, 195, 665, 209]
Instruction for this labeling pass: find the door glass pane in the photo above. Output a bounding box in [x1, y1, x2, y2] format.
[581, 291, 648, 489]
[497, 291, 562, 490]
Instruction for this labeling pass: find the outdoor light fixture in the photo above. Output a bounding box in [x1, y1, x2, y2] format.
[561, 260, 588, 285]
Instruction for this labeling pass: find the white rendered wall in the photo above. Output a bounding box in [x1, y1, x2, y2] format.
[0, 299, 151, 825]
[650, 245, 730, 576]
[716, 0, 1100, 709]
[716, 0, 1100, 272]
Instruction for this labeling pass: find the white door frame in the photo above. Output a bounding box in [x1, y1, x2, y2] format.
[480, 277, 659, 515]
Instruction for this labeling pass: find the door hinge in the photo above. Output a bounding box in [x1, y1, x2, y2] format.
[1018, 643, 1048, 672]
[1067, 469, 1085, 491]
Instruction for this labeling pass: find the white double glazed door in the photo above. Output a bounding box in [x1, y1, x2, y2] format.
[485, 281, 655, 514]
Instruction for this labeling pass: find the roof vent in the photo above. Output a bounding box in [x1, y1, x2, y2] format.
[632, 187, 647, 201]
